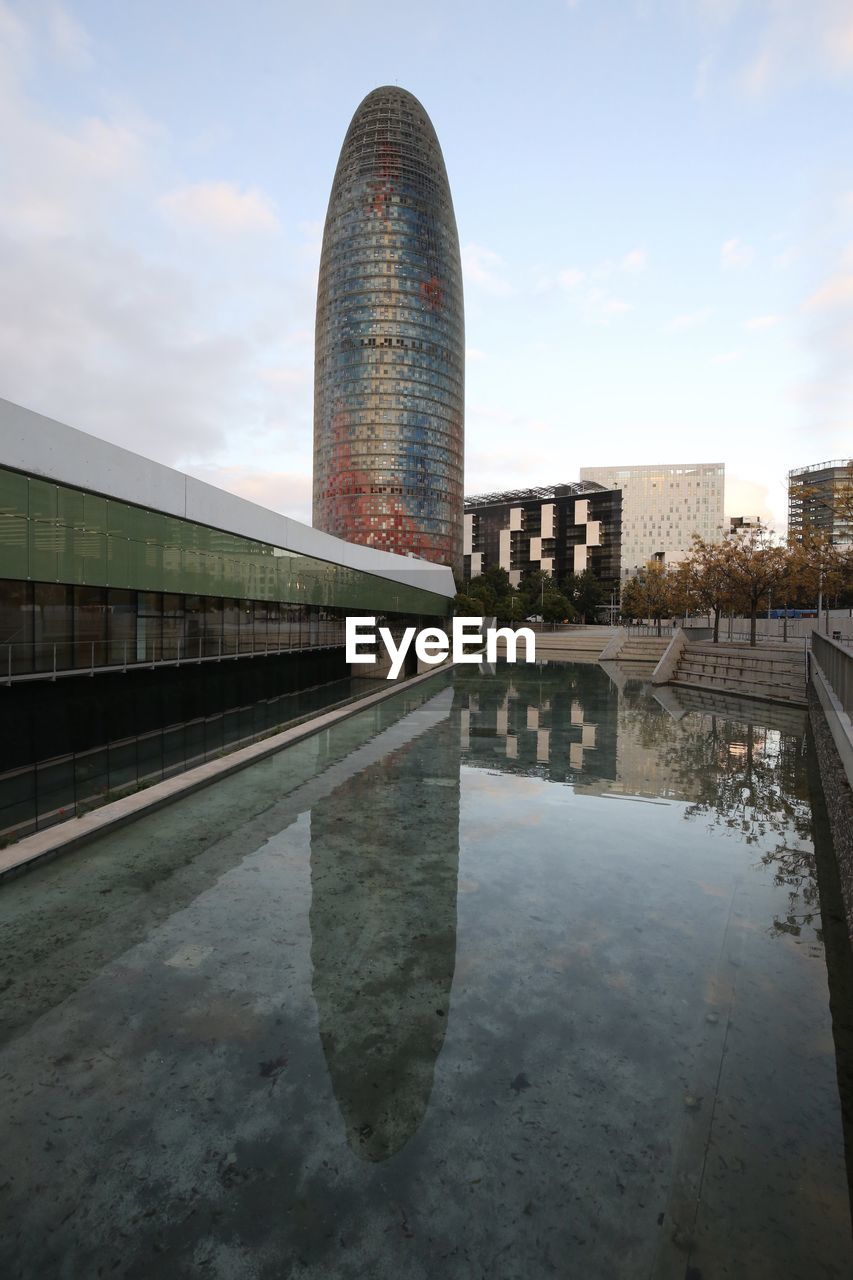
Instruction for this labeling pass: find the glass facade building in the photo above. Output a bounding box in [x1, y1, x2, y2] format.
[0, 463, 450, 678]
[0, 398, 455, 684]
[313, 86, 464, 576]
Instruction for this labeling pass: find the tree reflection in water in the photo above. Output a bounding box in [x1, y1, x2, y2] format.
[641, 685, 818, 942]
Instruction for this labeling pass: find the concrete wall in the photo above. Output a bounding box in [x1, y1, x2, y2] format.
[809, 647, 853, 941]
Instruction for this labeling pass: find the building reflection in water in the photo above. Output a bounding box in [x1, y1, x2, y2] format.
[310, 687, 460, 1162]
[457, 661, 817, 939]
[454, 661, 619, 786]
[309, 662, 824, 1165]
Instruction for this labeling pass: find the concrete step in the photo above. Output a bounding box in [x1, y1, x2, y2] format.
[678, 657, 804, 678]
[673, 671, 806, 704]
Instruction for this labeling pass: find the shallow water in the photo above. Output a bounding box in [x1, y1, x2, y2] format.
[1, 661, 851, 1279]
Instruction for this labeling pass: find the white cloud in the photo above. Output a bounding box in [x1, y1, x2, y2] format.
[462, 242, 513, 295]
[47, 4, 93, 70]
[585, 288, 632, 324]
[557, 267, 585, 289]
[724, 474, 777, 528]
[699, 0, 853, 96]
[188, 466, 313, 525]
[805, 270, 853, 312]
[466, 347, 487, 362]
[712, 350, 742, 364]
[621, 248, 647, 273]
[159, 182, 280, 234]
[670, 308, 712, 331]
[773, 245, 797, 270]
[0, 4, 314, 484]
[744, 314, 781, 330]
[721, 237, 754, 268]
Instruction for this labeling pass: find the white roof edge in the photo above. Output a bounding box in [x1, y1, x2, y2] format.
[0, 397, 456, 599]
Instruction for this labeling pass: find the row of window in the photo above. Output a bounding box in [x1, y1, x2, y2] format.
[0, 580, 431, 677]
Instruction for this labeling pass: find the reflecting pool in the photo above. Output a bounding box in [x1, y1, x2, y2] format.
[1, 661, 851, 1279]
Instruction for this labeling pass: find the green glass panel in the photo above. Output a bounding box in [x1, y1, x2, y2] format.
[56, 526, 78, 583]
[83, 493, 107, 533]
[58, 486, 85, 529]
[107, 536, 130, 587]
[107, 500, 134, 537]
[29, 478, 58, 520]
[2, 467, 451, 614]
[29, 521, 59, 580]
[0, 469, 29, 518]
[162, 516, 184, 548]
[0, 515, 29, 578]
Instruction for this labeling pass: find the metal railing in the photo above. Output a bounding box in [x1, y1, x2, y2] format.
[2, 623, 349, 686]
[811, 632, 853, 718]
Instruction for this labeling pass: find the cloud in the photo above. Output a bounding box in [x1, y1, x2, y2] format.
[0, 4, 314, 483]
[47, 3, 93, 70]
[698, 0, 853, 96]
[621, 248, 647, 273]
[670, 308, 712, 331]
[159, 181, 280, 234]
[724, 474, 777, 528]
[188, 466, 313, 525]
[466, 347, 487, 362]
[0, 232, 255, 462]
[712, 350, 742, 364]
[744, 314, 781, 330]
[743, 0, 853, 89]
[796, 249, 853, 438]
[721, 237, 753, 268]
[773, 245, 797, 270]
[805, 269, 853, 312]
[533, 248, 646, 296]
[584, 288, 632, 324]
[462, 242, 513, 295]
[557, 267, 585, 289]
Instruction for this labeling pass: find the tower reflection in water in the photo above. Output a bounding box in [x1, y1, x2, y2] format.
[310, 686, 460, 1162]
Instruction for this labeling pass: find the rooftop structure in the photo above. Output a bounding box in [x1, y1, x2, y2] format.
[465, 481, 607, 509]
[313, 86, 464, 574]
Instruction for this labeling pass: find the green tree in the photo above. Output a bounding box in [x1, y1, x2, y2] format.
[541, 590, 573, 624]
[562, 570, 606, 623]
[517, 569, 551, 619]
[452, 592, 482, 617]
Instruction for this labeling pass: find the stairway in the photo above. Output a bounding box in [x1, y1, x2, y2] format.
[661, 683, 808, 735]
[534, 626, 616, 657]
[612, 635, 671, 663]
[669, 641, 806, 706]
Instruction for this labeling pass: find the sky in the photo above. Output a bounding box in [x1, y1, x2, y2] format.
[0, 0, 851, 533]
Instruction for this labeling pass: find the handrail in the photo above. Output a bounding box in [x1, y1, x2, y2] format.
[1, 625, 349, 686]
[811, 632, 853, 719]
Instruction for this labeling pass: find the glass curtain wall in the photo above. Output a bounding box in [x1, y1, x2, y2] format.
[0, 578, 429, 679]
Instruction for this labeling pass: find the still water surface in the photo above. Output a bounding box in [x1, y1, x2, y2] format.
[1, 661, 851, 1278]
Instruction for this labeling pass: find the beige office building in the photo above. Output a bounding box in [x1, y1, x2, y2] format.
[579, 462, 725, 580]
